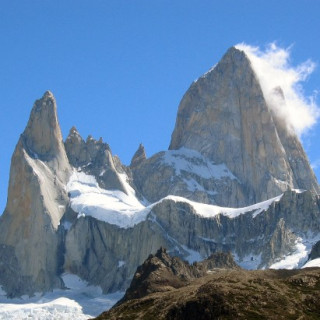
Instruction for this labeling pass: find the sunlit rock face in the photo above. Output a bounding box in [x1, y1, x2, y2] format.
[0, 92, 71, 296]
[169, 47, 319, 206]
[132, 148, 246, 207]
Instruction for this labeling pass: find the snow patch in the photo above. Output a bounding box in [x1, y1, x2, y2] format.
[181, 245, 203, 264]
[0, 274, 124, 319]
[163, 194, 282, 219]
[162, 148, 237, 181]
[302, 258, 320, 268]
[183, 177, 217, 195]
[270, 237, 308, 269]
[118, 260, 125, 268]
[270, 234, 320, 270]
[67, 170, 283, 228]
[233, 253, 262, 270]
[67, 170, 148, 228]
[292, 188, 306, 194]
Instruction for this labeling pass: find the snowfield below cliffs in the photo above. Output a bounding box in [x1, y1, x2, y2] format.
[67, 170, 283, 228]
[0, 274, 123, 320]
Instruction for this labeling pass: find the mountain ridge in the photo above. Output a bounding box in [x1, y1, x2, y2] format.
[0, 46, 319, 298]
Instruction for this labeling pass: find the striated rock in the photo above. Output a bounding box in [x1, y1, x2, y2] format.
[169, 47, 319, 206]
[63, 216, 173, 293]
[0, 91, 71, 296]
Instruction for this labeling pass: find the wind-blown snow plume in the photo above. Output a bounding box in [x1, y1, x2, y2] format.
[236, 43, 319, 136]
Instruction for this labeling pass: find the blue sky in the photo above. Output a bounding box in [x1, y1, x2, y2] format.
[1, 1, 320, 212]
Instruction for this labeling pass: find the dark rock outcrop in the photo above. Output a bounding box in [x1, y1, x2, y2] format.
[95, 251, 320, 320]
[309, 241, 320, 260]
[117, 248, 240, 304]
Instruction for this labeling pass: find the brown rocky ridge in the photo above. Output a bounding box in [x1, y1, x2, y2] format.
[94, 248, 320, 320]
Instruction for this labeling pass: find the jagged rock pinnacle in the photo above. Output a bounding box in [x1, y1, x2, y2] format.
[22, 91, 63, 159]
[130, 143, 146, 168]
[0, 91, 71, 296]
[69, 126, 80, 136]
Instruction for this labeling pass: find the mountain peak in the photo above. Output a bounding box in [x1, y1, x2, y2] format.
[22, 91, 63, 160]
[169, 47, 319, 204]
[195, 46, 249, 83]
[69, 126, 80, 136]
[130, 143, 146, 168]
[43, 90, 54, 99]
[225, 45, 246, 57]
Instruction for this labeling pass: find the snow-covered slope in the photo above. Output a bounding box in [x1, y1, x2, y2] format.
[162, 148, 237, 181]
[67, 170, 148, 228]
[65, 170, 320, 273]
[302, 258, 320, 268]
[0, 275, 123, 320]
[67, 170, 283, 228]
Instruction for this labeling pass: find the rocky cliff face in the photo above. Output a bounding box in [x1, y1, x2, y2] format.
[169, 47, 319, 206]
[132, 148, 246, 206]
[0, 92, 70, 296]
[63, 189, 320, 294]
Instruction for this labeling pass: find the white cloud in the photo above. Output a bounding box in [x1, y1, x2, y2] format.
[235, 43, 320, 137]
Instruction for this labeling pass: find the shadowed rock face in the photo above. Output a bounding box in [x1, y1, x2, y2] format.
[0, 92, 71, 296]
[116, 248, 240, 304]
[168, 47, 319, 205]
[310, 241, 320, 260]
